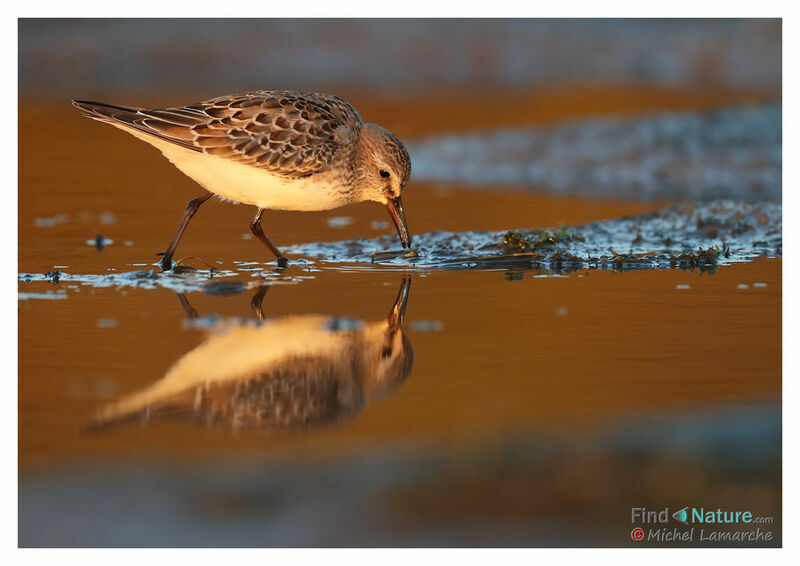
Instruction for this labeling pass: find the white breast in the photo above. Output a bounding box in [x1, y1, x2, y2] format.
[114, 123, 349, 211]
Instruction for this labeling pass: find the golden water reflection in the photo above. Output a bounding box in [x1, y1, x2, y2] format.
[90, 279, 413, 431]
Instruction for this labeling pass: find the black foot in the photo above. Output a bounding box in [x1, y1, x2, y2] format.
[159, 256, 173, 271]
[276, 257, 289, 268]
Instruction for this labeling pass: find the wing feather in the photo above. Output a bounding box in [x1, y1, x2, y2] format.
[72, 91, 363, 179]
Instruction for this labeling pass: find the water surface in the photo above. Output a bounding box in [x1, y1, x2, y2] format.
[18, 89, 781, 546]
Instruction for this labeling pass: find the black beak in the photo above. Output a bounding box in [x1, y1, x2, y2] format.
[386, 196, 411, 249]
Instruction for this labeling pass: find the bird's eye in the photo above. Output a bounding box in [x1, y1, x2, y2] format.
[379, 170, 390, 179]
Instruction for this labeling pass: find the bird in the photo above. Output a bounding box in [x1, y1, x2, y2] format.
[72, 91, 412, 270]
[87, 278, 413, 431]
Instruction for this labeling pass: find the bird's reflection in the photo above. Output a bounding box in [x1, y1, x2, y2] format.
[90, 278, 413, 431]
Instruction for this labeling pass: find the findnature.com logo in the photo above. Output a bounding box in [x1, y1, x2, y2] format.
[630, 507, 774, 543]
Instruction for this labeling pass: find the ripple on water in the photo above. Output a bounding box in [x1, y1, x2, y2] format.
[18, 201, 782, 296]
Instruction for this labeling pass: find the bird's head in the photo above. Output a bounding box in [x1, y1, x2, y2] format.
[356, 123, 412, 248]
[359, 278, 414, 403]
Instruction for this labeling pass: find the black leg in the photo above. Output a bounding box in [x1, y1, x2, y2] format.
[159, 193, 213, 271]
[250, 208, 288, 267]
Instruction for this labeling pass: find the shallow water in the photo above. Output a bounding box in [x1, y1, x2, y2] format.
[20, 259, 781, 456]
[20, 260, 781, 545]
[410, 105, 781, 201]
[18, 89, 781, 546]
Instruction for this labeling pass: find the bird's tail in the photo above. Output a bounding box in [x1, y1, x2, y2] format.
[71, 99, 141, 123]
[71, 99, 199, 151]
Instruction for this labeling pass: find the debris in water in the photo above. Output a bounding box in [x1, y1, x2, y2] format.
[501, 226, 585, 253]
[676, 284, 691, 290]
[171, 264, 198, 274]
[88, 235, 113, 250]
[288, 201, 781, 275]
[171, 257, 215, 273]
[371, 249, 414, 262]
[504, 270, 525, 282]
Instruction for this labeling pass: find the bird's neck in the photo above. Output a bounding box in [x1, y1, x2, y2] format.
[348, 135, 372, 200]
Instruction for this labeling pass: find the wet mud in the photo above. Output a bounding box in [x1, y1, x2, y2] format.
[19, 200, 781, 293]
[289, 200, 781, 273]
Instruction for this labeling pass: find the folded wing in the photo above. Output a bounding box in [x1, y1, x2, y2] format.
[73, 91, 364, 179]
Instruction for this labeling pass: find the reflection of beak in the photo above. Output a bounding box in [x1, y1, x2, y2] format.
[388, 277, 411, 331]
[385, 196, 411, 249]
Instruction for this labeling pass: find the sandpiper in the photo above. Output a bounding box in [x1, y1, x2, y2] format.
[72, 91, 412, 270]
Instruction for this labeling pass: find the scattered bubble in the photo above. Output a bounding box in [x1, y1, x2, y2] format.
[94, 378, 116, 399]
[96, 318, 117, 328]
[18, 292, 67, 301]
[411, 320, 444, 332]
[98, 211, 117, 225]
[328, 216, 353, 228]
[33, 214, 68, 227]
